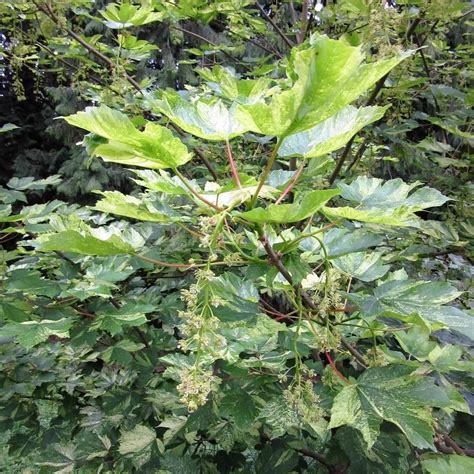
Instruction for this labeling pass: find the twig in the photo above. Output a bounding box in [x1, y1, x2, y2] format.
[169, 123, 219, 180]
[325, 351, 351, 384]
[298, 0, 310, 44]
[249, 140, 282, 208]
[443, 433, 467, 456]
[255, 3, 295, 49]
[225, 140, 242, 189]
[35, 1, 142, 92]
[137, 255, 200, 269]
[194, 146, 219, 180]
[172, 24, 250, 70]
[174, 169, 223, 211]
[259, 233, 367, 368]
[298, 448, 333, 471]
[345, 140, 368, 173]
[275, 160, 305, 204]
[329, 72, 387, 184]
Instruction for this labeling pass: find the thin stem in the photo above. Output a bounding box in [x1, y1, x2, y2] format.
[443, 433, 466, 456]
[325, 352, 351, 384]
[173, 169, 223, 211]
[258, 229, 367, 368]
[249, 140, 282, 208]
[172, 24, 249, 70]
[275, 160, 306, 204]
[225, 140, 242, 189]
[175, 222, 204, 239]
[255, 3, 295, 49]
[279, 220, 340, 253]
[137, 255, 200, 269]
[297, 448, 333, 471]
[298, 0, 310, 44]
[193, 146, 219, 180]
[223, 219, 265, 264]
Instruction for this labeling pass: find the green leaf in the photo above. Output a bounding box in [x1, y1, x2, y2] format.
[91, 303, 154, 336]
[1, 318, 73, 348]
[94, 191, 179, 223]
[7, 175, 62, 191]
[237, 34, 409, 137]
[421, 454, 474, 473]
[237, 189, 340, 224]
[324, 176, 449, 227]
[102, 340, 145, 365]
[351, 279, 473, 339]
[428, 345, 474, 373]
[328, 365, 450, 449]
[300, 227, 384, 258]
[132, 169, 189, 195]
[64, 105, 191, 169]
[196, 65, 274, 104]
[279, 106, 388, 158]
[118, 424, 156, 455]
[5, 269, 61, 298]
[202, 184, 278, 208]
[160, 452, 200, 473]
[335, 427, 415, 474]
[100, 3, 164, 28]
[149, 90, 250, 140]
[117, 34, 159, 61]
[255, 440, 299, 474]
[332, 251, 390, 282]
[220, 390, 258, 430]
[37, 229, 136, 256]
[395, 326, 437, 361]
[0, 123, 19, 133]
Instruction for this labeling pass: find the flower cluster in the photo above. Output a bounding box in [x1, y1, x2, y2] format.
[283, 380, 323, 428]
[177, 368, 218, 412]
[313, 326, 341, 352]
[176, 267, 225, 410]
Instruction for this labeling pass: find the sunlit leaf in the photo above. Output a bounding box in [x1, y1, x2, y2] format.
[37, 229, 136, 256]
[237, 34, 410, 136]
[94, 191, 180, 223]
[64, 106, 191, 169]
[118, 424, 156, 455]
[350, 279, 473, 338]
[324, 176, 449, 226]
[279, 106, 388, 158]
[149, 90, 250, 140]
[100, 3, 164, 28]
[421, 454, 474, 473]
[332, 251, 390, 282]
[237, 189, 340, 223]
[0, 123, 19, 133]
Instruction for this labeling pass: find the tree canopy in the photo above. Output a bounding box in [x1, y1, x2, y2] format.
[0, 1, 473, 472]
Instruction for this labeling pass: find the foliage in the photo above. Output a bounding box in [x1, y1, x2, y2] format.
[0, 1, 473, 473]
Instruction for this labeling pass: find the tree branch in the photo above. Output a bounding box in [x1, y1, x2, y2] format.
[259, 233, 367, 368]
[255, 3, 295, 49]
[35, 1, 142, 92]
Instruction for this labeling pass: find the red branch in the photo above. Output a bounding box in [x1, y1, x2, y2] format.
[225, 140, 242, 189]
[325, 351, 350, 384]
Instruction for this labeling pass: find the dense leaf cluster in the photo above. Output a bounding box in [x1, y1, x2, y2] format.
[0, 1, 473, 473]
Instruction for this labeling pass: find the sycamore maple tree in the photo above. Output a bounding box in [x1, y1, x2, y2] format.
[1, 1, 473, 473]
